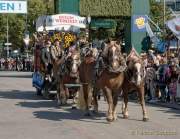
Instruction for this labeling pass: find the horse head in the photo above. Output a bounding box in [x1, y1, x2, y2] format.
[66, 50, 81, 78]
[127, 48, 146, 86]
[104, 41, 124, 72]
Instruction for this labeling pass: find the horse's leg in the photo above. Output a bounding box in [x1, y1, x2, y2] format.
[65, 87, 69, 104]
[104, 87, 113, 122]
[56, 81, 61, 106]
[112, 91, 118, 121]
[121, 101, 125, 114]
[123, 90, 129, 119]
[83, 84, 91, 116]
[60, 86, 67, 105]
[121, 90, 125, 114]
[92, 86, 99, 114]
[137, 86, 149, 121]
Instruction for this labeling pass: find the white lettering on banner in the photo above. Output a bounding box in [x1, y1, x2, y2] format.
[0, 0, 27, 13]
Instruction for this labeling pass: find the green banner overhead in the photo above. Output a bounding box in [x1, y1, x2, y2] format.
[55, 0, 79, 14]
[131, 0, 150, 54]
[90, 19, 117, 29]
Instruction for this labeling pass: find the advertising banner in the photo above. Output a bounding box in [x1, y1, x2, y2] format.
[46, 14, 86, 28]
[36, 14, 86, 32]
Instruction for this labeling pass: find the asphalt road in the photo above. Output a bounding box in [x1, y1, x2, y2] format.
[0, 72, 179, 139]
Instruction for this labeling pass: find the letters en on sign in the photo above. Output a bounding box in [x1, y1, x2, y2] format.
[0, 0, 27, 14]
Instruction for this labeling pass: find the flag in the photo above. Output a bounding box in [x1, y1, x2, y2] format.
[145, 22, 166, 53]
[166, 17, 180, 40]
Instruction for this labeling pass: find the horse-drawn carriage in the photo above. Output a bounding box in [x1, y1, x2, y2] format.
[32, 14, 149, 122]
[32, 14, 86, 99]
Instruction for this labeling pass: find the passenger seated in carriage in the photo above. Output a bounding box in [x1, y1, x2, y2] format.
[50, 39, 64, 80]
[40, 39, 52, 81]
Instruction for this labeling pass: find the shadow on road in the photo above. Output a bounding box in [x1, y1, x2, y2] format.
[156, 109, 180, 118]
[33, 109, 108, 124]
[16, 100, 57, 109]
[0, 75, 32, 78]
[145, 103, 180, 118]
[0, 90, 43, 101]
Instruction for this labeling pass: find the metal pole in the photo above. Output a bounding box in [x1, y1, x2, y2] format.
[163, 0, 166, 31]
[7, 15, 9, 58]
[174, 0, 177, 11]
[25, 13, 28, 60]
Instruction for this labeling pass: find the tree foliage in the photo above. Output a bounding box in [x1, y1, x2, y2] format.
[80, 0, 131, 17]
[0, 0, 54, 51]
[150, 0, 171, 29]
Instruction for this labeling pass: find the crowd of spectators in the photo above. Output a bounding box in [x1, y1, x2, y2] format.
[143, 50, 180, 104]
[0, 57, 33, 72]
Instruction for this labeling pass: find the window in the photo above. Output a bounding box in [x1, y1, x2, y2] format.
[176, 2, 180, 11]
[167, 3, 175, 10]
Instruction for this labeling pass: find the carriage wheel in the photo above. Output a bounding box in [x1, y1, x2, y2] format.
[42, 83, 50, 99]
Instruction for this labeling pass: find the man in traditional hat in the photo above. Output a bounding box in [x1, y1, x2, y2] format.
[51, 39, 63, 62]
[40, 39, 52, 81]
[50, 39, 65, 80]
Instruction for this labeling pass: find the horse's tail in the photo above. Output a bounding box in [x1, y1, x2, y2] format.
[77, 84, 86, 110]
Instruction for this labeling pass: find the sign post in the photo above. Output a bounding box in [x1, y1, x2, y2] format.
[6, 15, 11, 58]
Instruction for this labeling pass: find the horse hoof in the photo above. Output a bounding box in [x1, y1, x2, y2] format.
[143, 117, 149, 122]
[106, 117, 114, 122]
[113, 116, 118, 121]
[123, 115, 128, 119]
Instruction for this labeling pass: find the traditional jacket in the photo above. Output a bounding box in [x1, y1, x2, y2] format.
[51, 45, 63, 61]
[41, 46, 51, 65]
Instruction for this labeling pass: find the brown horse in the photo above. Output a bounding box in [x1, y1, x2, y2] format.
[57, 50, 81, 106]
[79, 47, 98, 114]
[93, 41, 126, 122]
[80, 41, 126, 122]
[122, 48, 149, 121]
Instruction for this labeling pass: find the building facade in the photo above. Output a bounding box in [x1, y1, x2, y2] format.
[166, 0, 180, 11]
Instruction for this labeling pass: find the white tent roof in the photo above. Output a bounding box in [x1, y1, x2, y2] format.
[36, 14, 86, 32]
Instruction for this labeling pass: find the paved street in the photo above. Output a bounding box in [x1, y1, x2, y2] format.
[0, 72, 179, 139]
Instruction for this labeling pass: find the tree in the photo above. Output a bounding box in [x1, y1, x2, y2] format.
[150, 0, 172, 30]
[80, 0, 131, 17]
[0, 0, 54, 52]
